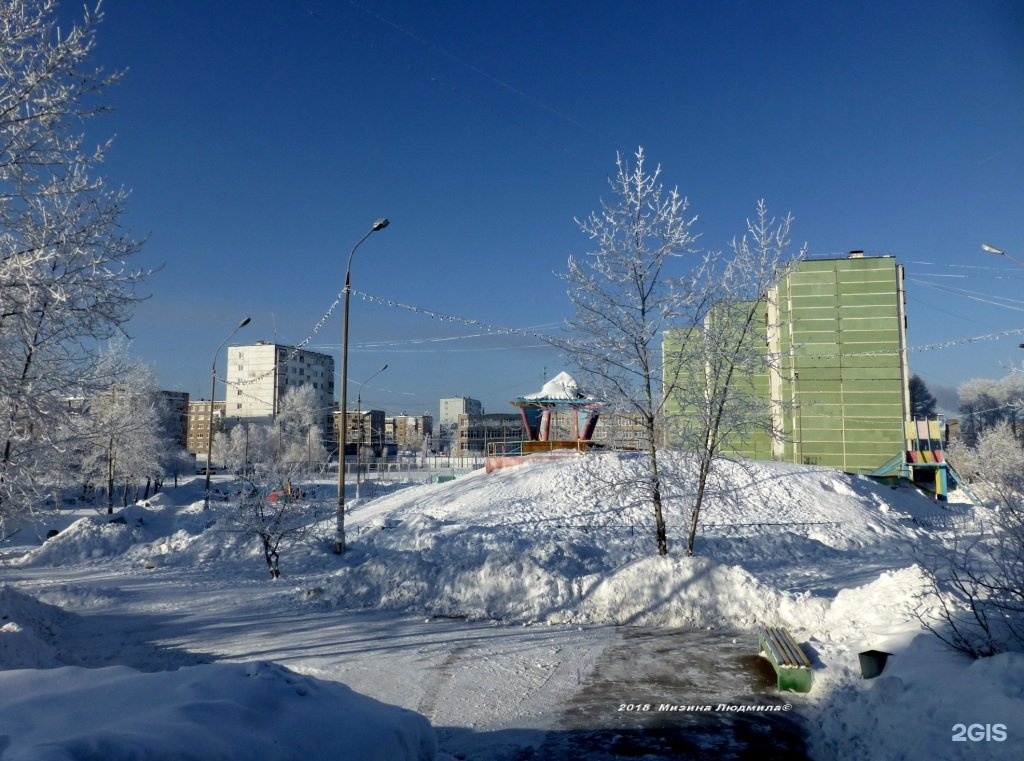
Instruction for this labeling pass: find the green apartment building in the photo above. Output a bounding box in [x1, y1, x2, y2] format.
[664, 253, 911, 473]
[663, 300, 775, 461]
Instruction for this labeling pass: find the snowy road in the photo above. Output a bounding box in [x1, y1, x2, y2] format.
[7, 561, 808, 760]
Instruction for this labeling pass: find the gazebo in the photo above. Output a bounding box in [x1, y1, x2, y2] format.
[511, 371, 601, 454]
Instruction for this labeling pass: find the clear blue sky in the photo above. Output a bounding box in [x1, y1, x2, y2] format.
[81, 0, 1023, 417]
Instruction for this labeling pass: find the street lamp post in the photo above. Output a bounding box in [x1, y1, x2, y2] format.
[355, 364, 388, 502]
[335, 218, 389, 554]
[205, 316, 251, 508]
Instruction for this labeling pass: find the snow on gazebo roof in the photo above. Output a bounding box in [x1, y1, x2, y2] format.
[513, 371, 596, 406]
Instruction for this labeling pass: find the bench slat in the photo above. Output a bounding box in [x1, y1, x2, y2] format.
[759, 626, 813, 693]
[764, 626, 811, 668]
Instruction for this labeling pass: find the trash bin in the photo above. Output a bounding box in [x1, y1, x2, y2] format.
[858, 649, 892, 679]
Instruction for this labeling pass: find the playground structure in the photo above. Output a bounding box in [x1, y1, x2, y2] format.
[485, 372, 601, 473]
[870, 417, 980, 503]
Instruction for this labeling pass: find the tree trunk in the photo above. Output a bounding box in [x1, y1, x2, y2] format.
[264, 542, 281, 579]
[107, 439, 115, 514]
[687, 453, 713, 556]
[647, 440, 668, 556]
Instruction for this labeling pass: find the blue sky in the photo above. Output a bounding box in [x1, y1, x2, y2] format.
[80, 0, 1023, 416]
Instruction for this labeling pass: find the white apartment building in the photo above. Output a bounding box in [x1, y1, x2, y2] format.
[225, 342, 335, 438]
[439, 396, 483, 427]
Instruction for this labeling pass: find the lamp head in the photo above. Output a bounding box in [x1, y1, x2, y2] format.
[982, 243, 1005, 256]
[372, 218, 390, 231]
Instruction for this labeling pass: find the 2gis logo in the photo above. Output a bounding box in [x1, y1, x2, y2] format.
[952, 723, 1007, 742]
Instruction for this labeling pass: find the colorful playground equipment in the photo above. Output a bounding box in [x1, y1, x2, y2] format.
[485, 372, 601, 473]
[870, 417, 979, 503]
[511, 371, 601, 454]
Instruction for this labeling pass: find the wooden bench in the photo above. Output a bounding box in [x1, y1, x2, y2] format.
[758, 626, 813, 693]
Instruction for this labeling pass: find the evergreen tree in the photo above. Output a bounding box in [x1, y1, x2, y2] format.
[909, 374, 938, 419]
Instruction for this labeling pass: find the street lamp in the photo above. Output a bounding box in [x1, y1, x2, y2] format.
[205, 316, 251, 508]
[335, 218, 389, 554]
[982, 243, 1024, 268]
[355, 364, 389, 502]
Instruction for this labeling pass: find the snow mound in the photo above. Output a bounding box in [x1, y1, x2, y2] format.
[551, 555, 828, 629]
[0, 660, 436, 761]
[315, 451, 946, 624]
[0, 587, 69, 669]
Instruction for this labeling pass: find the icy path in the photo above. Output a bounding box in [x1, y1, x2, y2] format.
[7, 561, 808, 760]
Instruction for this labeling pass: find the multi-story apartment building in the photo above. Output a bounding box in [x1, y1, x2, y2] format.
[386, 414, 434, 452]
[440, 397, 483, 427]
[663, 253, 910, 473]
[186, 400, 225, 456]
[335, 408, 387, 457]
[225, 342, 336, 443]
[770, 253, 909, 471]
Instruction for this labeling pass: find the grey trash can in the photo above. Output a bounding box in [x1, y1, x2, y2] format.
[858, 649, 892, 679]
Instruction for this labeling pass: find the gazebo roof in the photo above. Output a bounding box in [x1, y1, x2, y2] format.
[512, 371, 597, 406]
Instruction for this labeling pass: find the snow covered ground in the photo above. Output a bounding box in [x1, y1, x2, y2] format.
[1, 451, 1021, 760]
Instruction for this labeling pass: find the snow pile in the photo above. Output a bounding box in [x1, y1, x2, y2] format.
[310, 453, 944, 629]
[0, 660, 436, 761]
[14, 499, 265, 572]
[0, 587, 67, 668]
[557, 555, 828, 629]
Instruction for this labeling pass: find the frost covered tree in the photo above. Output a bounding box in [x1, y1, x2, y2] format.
[214, 423, 255, 473]
[75, 349, 163, 513]
[274, 385, 327, 470]
[957, 374, 1024, 446]
[213, 386, 328, 473]
[560, 147, 709, 556]
[665, 201, 804, 555]
[0, 1, 145, 528]
[918, 423, 1024, 657]
[229, 461, 326, 579]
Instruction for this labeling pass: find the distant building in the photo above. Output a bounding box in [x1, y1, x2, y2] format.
[334, 408, 387, 458]
[455, 412, 522, 456]
[591, 410, 650, 450]
[225, 342, 336, 444]
[387, 414, 434, 452]
[186, 400, 225, 456]
[440, 397, 483, 427]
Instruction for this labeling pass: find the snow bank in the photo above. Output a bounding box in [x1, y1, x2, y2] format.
[304, 453, 946, 630]
[0, 587, 67, 669]
[0, 660, 436, 761]
[551, 555, 828, 629]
